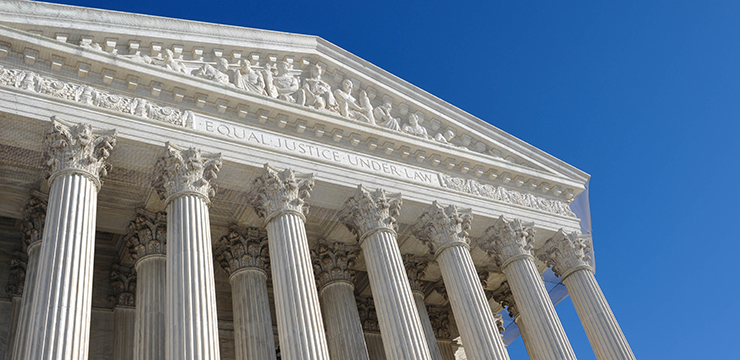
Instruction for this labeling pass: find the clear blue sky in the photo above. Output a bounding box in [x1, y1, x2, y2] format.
[41, 0, 740, 358]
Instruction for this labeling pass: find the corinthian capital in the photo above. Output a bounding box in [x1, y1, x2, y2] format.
[215, 226, 270, 274]
[427, 306, 452, 339]
[356, 295, 380, 332]
[6, 251, 27, 297]
[491, 281, 520, 320]
[153, 142, 222, 203]
[21, 191, 47, 249]
[537, 229, 592, 280]
[109, 264, 136, 307]
[123, 209, 167, 262]
[412, 201, 472, 257]
[476, 216, 536, 269]
[403, 254, 429, 292]
[340, 185, 402, 243]
[311, 240, 358, 289]
[246, 164, 315, 222]
[45, 116, 117, 188]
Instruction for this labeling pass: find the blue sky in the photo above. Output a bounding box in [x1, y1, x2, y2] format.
[41, 0, 740, 358]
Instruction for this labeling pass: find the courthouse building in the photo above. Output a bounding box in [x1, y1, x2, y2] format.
[0, 2, 635, 360]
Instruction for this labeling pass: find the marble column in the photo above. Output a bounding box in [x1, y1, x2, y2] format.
[413, 201, 510, 360]
[246, 164, 330, 360]
[154, 142, 222, 360]
[123, 209, 167, 360]
[477, 216, 577, 360]
[491, 281, 537, 359]
[356, 296, 386, 360]
[311, 240, 369, 360]
[340, 185, 432, 360]
[538, 230, 636, 360]
[403, 255, 444, 360]
[110, 264, 136, 360]
[5, 251, 26, 359]
[10, 192, 46, 360]
[25, 117, 116, 360]
[427, 306, 455, 360]
[215, 226, 277, 360]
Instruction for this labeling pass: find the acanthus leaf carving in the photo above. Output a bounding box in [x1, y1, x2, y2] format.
[153, 142, 222, 203]
[310, 240, 358, 289]
[123, 209, 167, 261]
[45, 116, 117, 187]
[403, 254, 429, 293]
[246, 163, 315, 222]
[21, 191, 47, 249]
[356, 295, 380, 333]
[438, 173, 576, 218]
[427, 306, 452, 340]
[109, 263, 136, 307]
[476, 216, 536, 269]
[339, 185, 402, 243]
[412, 201, 472, 257]
[6, 251, 27, 297]
[491, 281, 520, 320]
[215, 226, 270, 274]
[0, 63, 194, 128]
[537, 229, 592, 280]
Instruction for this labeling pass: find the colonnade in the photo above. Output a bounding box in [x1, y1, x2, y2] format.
[5, 118, 635, 360]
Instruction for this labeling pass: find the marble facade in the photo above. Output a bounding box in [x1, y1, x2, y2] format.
[0, 2, 634, 360]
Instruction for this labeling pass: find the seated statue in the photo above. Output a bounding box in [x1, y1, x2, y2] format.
[350, 90, 375, 125]
[162, 49, 188, 74]
[302, 63, 337, 111]
[193, 57, 232, 87]
[334, 79, 363, 117]
[402, 113, 430, 138]
[266, 61, 301, 103]
[234, 59, 266, 95]
[434, 129, 456, 144]
[373, 99, 401, 131]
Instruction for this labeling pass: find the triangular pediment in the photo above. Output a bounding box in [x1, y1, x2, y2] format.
[0, 1, 588, 213]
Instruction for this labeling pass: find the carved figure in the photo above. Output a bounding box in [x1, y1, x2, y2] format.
[434, 129, 456, 144]
[402, 113, 430, 139]
[267, 61, 300, 103]
[234, 59, 266, 95]
[301, 63, 337, 111]
[373, 99, 401, 131]
[162, 49, 188, 74]
[334, 79, 364, 117]
[193, 58, 232, 87]
[351, 90, 375, 124]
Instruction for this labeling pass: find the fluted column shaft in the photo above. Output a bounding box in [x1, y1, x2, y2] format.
[165, 194, 221, 360]
[134, 255, 166, 360]
[265, 212, 329, 360]
[539, 230, 635, 360]
[437, 246, 510, 360]
[564, 269, 635, 360]
[364, 333, 387, 360]
[23, 117, 115, 360]
[503, 257, 577, 360]
[412, 291, 444, 360]
[319, 281, 370, 360]
[10, 241, 40, 360]
[437, 340, 456, 360]
[267, 213, 329, 359]
[361, 230, 432, 360]
[230, 268, 276, 360]
[113, 306, 136, 360]
[25, 173, 98, 360]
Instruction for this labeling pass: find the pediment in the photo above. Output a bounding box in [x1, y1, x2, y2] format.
[0, 1, 588, 214]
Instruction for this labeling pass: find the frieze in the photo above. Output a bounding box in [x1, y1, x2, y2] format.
[198, 118, 437, 185]
[0, 63, 194, 128]
[438, 173, 576, 218]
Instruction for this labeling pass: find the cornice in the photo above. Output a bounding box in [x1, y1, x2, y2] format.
[0, 6, 589, 188]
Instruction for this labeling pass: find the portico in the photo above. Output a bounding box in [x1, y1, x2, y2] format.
[0, 2, 634, 360]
